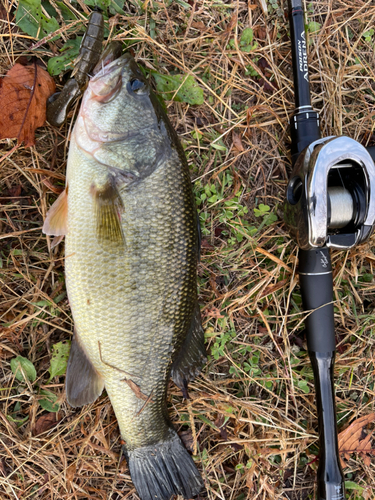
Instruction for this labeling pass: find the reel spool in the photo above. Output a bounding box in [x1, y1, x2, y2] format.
[284, 136, 375, 250]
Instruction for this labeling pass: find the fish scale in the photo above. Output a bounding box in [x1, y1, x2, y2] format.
[44, 51, 205, 499]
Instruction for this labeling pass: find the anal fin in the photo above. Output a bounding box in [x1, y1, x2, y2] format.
[171, 302, 206, 390]
[66, 332, 104, 408]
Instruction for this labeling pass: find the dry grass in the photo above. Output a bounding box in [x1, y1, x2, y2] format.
[1, 0, 375, 499]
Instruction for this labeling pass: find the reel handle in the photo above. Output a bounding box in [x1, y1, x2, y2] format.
[299, 248, 345, 500]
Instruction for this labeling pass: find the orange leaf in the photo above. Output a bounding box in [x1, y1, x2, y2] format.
[0, 63, 55, 146]
[338, 413, 375, 466]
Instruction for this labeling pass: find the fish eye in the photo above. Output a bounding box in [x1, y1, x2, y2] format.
[130, 79, 145, 92]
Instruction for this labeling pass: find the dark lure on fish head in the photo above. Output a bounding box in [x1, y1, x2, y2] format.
[43, 51, 206, 500]
[47, 9, 106, 127]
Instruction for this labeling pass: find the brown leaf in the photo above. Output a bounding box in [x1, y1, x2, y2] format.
[201, 238, 214, 250]
[231, 442, 243, 451]
[258, 57, 271, 72]
[66, 463, 76, 483]
[204, 306, 224, 318]
[123, 379, 154, 402]
[33, 412, 60, 436]
[363, 452, 372, 467]
[191, 21, 206, 31]
[224, 11, 237, 35]
[4, 185, 22, 200]
[338, 413, 375, 466]
[259, 78, 278, 93]
[0, 63, 55, 146]
[178, 429, 194, 452]
[232, 131, 245, 152]
[254, 26, 267, 40]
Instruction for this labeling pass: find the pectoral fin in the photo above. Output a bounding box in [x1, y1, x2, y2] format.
[43, 187, 68, 237]
[66, 332, 104, 408]
[91, 179, 125, 248]
[171, 303, 206, 390]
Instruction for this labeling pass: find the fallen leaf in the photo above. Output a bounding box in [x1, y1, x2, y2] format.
[254, 26, 267, 40]
[201, 238, 214, 250]
[231, 442, 243, 451]
[259, 77, 277, 93]
[191, 21, 206, 31]
[338, 413, 375, 466]
[33, 412, 60, 436]
[178, 429, 195, 452]
[224, 11, 237, 35]
[232, 131, 245, 152]
[258, 57, 271, 72]
[66, 462, 76, 484]
[0, 63, 55, 146]
[204, 306, 224, 318]
[5, 185, 22, 200]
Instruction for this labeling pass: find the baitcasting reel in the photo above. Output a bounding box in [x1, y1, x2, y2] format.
[284, 135, 375, 250]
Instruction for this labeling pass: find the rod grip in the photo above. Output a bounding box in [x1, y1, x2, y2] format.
[299, 248, 346, 499]
[298, 248, 335, 352]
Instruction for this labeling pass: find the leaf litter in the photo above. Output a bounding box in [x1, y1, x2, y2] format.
[0, 1, 375, 499]
[338, 413, 375, 467]
[0, 62, 55, 146]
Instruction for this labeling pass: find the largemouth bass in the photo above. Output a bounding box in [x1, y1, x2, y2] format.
[43, 48, 206, 500]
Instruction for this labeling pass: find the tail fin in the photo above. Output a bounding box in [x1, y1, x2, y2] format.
[124, 428, 203, 500]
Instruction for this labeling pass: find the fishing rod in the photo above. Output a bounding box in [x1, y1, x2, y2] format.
[283, 1, 375, 499]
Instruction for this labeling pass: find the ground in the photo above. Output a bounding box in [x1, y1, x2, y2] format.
[0, 1, 375, 499]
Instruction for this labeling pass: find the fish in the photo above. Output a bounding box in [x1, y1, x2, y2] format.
[43, 46, 206, 500]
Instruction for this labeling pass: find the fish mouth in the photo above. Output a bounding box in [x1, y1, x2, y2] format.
[89, 53, 131, 100]
[92, 52, 133, 81]
[92, 41, 123, 75]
